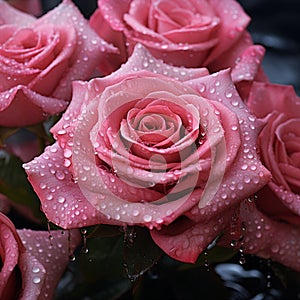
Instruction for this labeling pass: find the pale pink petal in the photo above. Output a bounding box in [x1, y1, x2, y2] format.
[111, 44, 209, 81]
[231, 45, 266, 83]
[204, 0, 250, 64]
[247, 82, 300, 119]
[23, 143, 119, 229]
[51, 45, 209, 148]
[151, 208, 234, 263]
[0, 53, 40, 91]
[96, 0, 131, 31]
[124, 12, 169, 43]
[90, 1, 128, 75]
[183, 69, 271, 222]
[0, 85, 68, 127]
[34, 0, 116, 99]
[220, 201, 300, 272]
[18, 229, 81, 300]
[89, 8, 127, 75]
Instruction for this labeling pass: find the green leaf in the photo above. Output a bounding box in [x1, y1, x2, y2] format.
[87, 224, 123, 238]
[80, 234, 126, 281]
[123, 226, 163, 283]
[179, 246, 237, 270]
[0, 150, 46, 224]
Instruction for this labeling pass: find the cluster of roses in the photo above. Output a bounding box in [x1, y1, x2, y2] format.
[0, 0, 299, 298]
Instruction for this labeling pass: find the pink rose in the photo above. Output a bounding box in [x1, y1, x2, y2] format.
[0, 0, 114, 127]
[224, 82, 300, 271]
[219, 200, 300, 272]
[24, 45, 270, 263]
[247, 82, 300, 226]
[0, 212, 80, 299]
[90, 0, 266, 89]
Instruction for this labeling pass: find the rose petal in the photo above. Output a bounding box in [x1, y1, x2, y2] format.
[151, 207, 234, 263]
[220, 201, 300, 272]
[268, 182, 300, 220]
[257, 185, 300, 226]
[203, 0, 250, 64]
[0, 213, 25, 299]
[17, 229, 80, 300]
[231, 45, 266, 83]
[34, 0, 116, 99]
[0, 52, 40, 91]
[248, 82, 300, 119]
[111, 44, 210, 81]
[51, 43, 207, 143]
[23, 143, 118, 229]
[0, 85, 68, 127]
[184, 69, 271, 220]
[258, 113, 290, 191]
[89, 7, 127, 75]
[0, 222, 20, 297]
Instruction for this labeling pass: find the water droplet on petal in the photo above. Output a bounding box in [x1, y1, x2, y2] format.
[143, 215, 152, 222]
[33, 277, 41, 284]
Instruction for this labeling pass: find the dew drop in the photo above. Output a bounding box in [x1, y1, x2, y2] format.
[255, 232, 262, 238]
[241, 164, 248, 170]
[209, 87, 215, 94]
[69, 254, 76, 262]
[64, 149, 72, 158]
[239, 257, 246, 265]
[33, 277, 41, 284]
[231, 99, 239, 107]
[82, 247, 89, 254]
[32, 266, 40, 273]
[143, 215, 152, 222]
[58, 196, 65, 204]
[132, 210, 139, 217]
[230, 240, 237, 247]
[55, 171, 65, 181]
[271, 244, 280, 253]
[198, 83, 206, 93]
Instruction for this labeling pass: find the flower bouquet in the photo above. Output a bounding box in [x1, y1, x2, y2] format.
[0, 0, 299, 299]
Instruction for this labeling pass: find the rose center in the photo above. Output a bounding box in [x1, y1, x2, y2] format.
[7, 28, 38, 50]
[138, 114, 167, 132]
